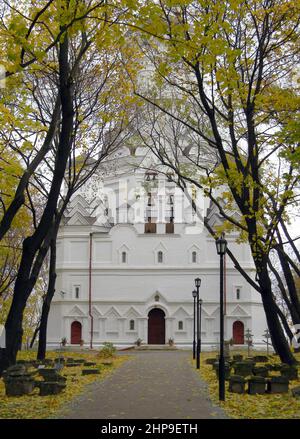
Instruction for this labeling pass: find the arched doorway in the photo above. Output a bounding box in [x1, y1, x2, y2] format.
[71, 321, 82, 344]
[148, 308, 165, 344]
[233, 321, 244, 344]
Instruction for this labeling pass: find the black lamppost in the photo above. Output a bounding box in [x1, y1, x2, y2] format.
[216, 235, 228, 401]
[192, 290, 197, 360]
[195, 277, 201, 369]
[199, 298, 203, 363]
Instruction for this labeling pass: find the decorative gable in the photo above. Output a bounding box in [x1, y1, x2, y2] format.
[172, 306, 190, 318]
[124, 306, 141, 318]
[67, 305, 85, 317]
[117, 243, 130, 264]
[153, 242, 167, 264]
[91, 306, 102, 318]
[230, 305, 249, 317]
[105, 306, 122, 318]
[187, 244, 201, 263]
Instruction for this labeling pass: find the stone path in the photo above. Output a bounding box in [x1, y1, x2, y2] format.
[58, 351, 227, 419]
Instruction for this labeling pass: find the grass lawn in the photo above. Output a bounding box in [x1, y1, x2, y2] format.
[196, 350, 300, 419]
[0, 350, 130, 419]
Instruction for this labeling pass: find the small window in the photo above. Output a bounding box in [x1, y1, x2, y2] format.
[192, 251, 197, 263]
[178, 321, 183, 330]
[122, 251, 127, 263]
[158, 251, 163, 263]
[236, 288, 241, 300]
[74, 286, 80, 299]
[129, 319, 135, 330]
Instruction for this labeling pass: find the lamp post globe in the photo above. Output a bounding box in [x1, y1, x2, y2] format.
[215, 236, 227, 255]
[195, 277, 201, 288]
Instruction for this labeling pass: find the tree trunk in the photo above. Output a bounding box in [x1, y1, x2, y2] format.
[37, 230, 57, 360]
[0, 31, 73, 376]
[29, 323, 40, 349]
[258, 266, 296, 365]
[0, 97, 60, 242]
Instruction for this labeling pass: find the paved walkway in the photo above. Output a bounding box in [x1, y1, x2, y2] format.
[58, 351, 227, 419]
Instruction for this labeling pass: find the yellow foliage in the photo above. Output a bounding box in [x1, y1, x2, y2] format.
[196, 350, 300, 419]
[0, 351, 130, 419]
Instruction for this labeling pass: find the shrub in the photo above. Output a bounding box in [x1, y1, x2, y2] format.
[99, 342, 116, 358]
[61, 337, 67, 347]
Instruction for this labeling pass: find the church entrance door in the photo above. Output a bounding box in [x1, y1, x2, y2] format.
[148, 308, 165, 344]
[233, 321, 244, 344]
[71, 321, 82, 344]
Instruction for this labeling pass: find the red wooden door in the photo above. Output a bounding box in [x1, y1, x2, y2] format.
[71, 321, 82, 344]
[233, 321, 244, 344]
[148, 309, 165, 344]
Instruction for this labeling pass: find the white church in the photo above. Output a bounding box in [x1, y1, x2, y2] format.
[47, 147, 267, 349]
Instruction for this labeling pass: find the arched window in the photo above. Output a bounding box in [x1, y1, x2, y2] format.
[158, 251, 163, 263]
[75, 286, 80, 299]
[129, 319, 135, 330]
[122, 251, 127, 263]
[178, 321, 183, 330]
[192, 251, 197, 263]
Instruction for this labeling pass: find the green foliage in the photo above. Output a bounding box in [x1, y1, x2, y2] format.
[128, 0, 300, 263]
[98, 342, 117, 358]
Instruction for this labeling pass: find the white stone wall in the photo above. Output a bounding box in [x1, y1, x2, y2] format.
[47, 221, 267, 349]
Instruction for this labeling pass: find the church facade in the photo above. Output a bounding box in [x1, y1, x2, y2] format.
[47, 151, 267, 349]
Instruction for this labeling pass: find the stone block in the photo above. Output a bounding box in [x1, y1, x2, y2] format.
[229, 375, 246, 394]
[234, 361, 253, 377]
[280, 365, 298, 380]
[248, 376, 266, 394]
[233, 355, 243, 362]
[3, 365, 36, 396]
[272, 363, 284, 372]
[4, 379, 35, 396]
[253, 355, 269, 363]
[267, 376, 289, 394]
[38, 381, 66, 396]
[38, 369, 66, 383]
[253, 366, 269, 377]
[264, 363, 273, 371]
[84, 361, 97, 367]
[82, 369, 100, 375]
